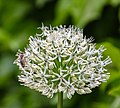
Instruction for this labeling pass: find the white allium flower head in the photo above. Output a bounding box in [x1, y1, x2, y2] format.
[14, 25, 112, 99]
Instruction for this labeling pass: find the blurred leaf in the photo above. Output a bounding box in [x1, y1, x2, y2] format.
[0, 28, 11, 50]
[102, 42, 120, 79]
[109, 0, 120, 6]
[1, 0, 31, 30]
[0, 0, 2, 10]
[109, 84, 120, 96]
[54, 0, 119, 27]
[54, 0, 108, 27]
[97, 42, 120, 97]
[97, 42, 120, 92]
[98, 42, 120, 72]
[93, 102, 109, 108]
[107, 75, 120, 96]
[110, 97, 120, 108]
[1, 91, 21, 108]
[17, 87, 50, 108]
[71, 0, 108, 27]
[9, 21, 37, 51]
[35, 0, 50, 8]
[53, 0, 72, 25]
[102, 42, 120, 69]
[0, 55, 15, 86]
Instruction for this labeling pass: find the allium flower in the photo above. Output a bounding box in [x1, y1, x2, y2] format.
[14, 25, 112, 99]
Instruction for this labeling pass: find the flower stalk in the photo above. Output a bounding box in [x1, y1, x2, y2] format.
[57, 92, 63, 108]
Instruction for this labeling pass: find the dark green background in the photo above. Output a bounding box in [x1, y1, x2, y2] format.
[0, 0, 120, 108]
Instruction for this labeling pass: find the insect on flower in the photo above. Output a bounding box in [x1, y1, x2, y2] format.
[19, 53, 27, 68]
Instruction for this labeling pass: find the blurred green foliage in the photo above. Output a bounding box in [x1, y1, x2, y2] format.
[0, 0, 120, 108]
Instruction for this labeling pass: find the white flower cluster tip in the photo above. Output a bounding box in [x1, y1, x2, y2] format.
[14, 25, 112, 99]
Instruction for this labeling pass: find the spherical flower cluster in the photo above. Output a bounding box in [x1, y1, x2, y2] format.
[14, 25, 112, 99]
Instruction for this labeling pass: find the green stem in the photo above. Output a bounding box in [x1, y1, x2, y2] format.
[57, 92, 63, 108]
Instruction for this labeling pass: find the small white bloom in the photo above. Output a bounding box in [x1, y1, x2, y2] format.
[14, 25, 112, 99]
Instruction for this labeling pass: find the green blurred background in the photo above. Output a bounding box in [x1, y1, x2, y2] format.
[0, 0, 120, 108]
